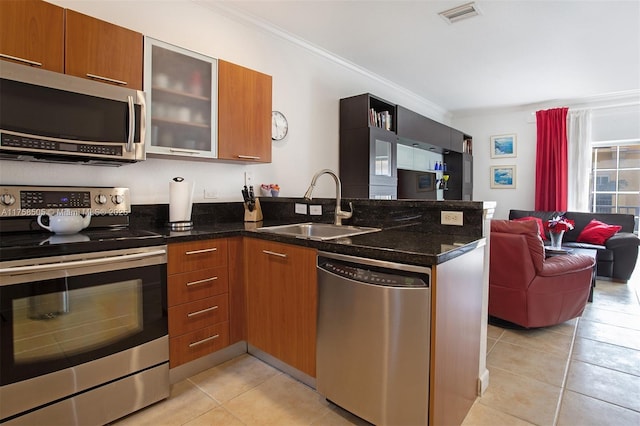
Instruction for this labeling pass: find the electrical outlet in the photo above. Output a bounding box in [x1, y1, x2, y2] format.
[441, 211, 463, 226]
[295, 203, 307, 214]
[244, 171, 253, 186]
[310, 205, 322, 216]
[204, 189, 218, 199]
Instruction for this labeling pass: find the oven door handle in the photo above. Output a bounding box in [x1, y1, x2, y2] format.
[0, 249, 166, 275]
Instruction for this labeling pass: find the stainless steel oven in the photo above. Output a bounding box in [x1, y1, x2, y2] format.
[0, 244, 168, 425]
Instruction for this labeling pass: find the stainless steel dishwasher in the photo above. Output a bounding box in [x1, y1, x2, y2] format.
[316, 252, 431, 426]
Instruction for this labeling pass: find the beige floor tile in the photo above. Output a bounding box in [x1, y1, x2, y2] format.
[581, 304, 640, 330]
[557, 390, 640, 426]
[486, 337, 497, 354]
[183, 406, 245, 426]
[500, 327, 574, 356]
[572, 337, 640, 376]
[224, 372, 330, 425]
[487, 341, 568, 387]
[566, 360, 640, 412]
[576, 319, 640, 350]
[477, 367, 561, 425]
[114, 379, 219, 425]
[589, 283, 640, 315]
[462, 401, 535, 426]
[310, 404, 369, 426]
[544, 318, 578, 336]
[188, 353, 280, 403]
[487, 324, 505, 339]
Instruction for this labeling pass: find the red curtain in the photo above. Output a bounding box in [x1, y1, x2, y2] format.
[535, 107, 569, 211]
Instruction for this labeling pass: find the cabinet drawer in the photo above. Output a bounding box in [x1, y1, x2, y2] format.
[168, 266, 229, 307]
[169, 295, 229, 336]
[168, 239, 228, 274]
[169, 322, 230, 368]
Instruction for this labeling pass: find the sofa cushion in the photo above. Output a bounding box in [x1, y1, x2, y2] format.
[577, 219, 622, 245]
[512, 216, 547, 240]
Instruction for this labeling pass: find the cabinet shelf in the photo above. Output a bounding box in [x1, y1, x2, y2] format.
[152, 86, 210, 102]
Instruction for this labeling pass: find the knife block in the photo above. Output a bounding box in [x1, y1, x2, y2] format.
[244, 198, 263, 222]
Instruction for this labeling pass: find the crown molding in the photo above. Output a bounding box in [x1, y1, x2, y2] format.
[195, 0, 448, 118]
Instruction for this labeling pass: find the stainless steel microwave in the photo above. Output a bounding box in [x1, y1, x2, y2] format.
[0, 61, 146, 166]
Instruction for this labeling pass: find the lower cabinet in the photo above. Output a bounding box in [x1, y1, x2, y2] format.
[167, 239, 230, 368]
[244, 238, 318, 377]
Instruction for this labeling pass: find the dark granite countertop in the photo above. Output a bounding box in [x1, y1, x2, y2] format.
[0, 198, 493, 266]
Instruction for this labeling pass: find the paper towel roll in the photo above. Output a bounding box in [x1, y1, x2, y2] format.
[169, 177, 195, 223]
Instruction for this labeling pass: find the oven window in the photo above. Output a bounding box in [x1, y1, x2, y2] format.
[13, 279, 143, 364]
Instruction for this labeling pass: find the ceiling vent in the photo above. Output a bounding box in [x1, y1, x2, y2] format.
[438, 2, 481, 24]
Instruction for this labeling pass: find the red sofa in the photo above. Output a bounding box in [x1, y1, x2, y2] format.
[489, 219, 596, 328]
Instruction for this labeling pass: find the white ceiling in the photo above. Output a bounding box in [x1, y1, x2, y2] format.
[207, 0, 640, 113]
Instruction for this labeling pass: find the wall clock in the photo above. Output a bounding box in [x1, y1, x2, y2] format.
[272, 111, 288, 141]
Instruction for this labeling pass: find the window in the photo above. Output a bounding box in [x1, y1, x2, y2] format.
[590, 142, 640, 234]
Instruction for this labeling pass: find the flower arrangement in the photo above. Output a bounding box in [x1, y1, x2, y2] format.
[544, 215, 575, 234]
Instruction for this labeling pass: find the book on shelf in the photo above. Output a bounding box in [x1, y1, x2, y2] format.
[463, 139, 473, 154]
[369, 108, 392, 131]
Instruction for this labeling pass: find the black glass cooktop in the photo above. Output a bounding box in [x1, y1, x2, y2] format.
[0, 228, 164, 261]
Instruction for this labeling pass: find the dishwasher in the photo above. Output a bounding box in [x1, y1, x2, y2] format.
[316, 252, 431, 426]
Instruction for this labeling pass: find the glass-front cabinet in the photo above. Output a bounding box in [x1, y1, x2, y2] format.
[144, 37, 217, 158]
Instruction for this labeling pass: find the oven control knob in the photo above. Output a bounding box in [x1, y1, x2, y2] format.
[112, 194, 124, 205]
[95, 194, 108, 205]
[1, 193, 16, 206]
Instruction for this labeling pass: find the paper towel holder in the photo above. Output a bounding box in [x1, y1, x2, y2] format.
[169, 176, 195, 231]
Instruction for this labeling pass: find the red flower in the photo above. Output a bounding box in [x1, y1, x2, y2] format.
[544, 216, 575, 233]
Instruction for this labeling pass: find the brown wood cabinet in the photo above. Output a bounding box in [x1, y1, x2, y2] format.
[218, 60, 272, 163]
[167, 239, 230, 368]
[244, 238, 317, 377]
[65, 9, 143, 89]
[0, 0, 64, 72]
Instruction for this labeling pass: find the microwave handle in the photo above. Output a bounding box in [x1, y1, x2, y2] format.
[126, 95, 135, 152]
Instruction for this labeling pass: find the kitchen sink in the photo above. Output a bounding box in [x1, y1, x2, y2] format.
[256, 222, 381, 241]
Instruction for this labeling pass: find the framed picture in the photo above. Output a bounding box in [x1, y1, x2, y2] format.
[490, 165, 516, 189]
[416, 172, 435, 192]
[490, 134, 517, 158]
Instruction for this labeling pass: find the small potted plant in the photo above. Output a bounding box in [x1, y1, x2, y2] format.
[544, 215, 575, 250]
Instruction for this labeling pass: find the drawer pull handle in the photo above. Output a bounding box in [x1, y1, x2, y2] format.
[86, 73, 127, 86]
[185, 247, 218, 255]
[262, 249, 288, 258]
[186, 276, 218, 287]
[187, 305, 218, 317]
[189, 334, 219, 348]
[237, 155, 261, 160]
[0, 53, 42, 67]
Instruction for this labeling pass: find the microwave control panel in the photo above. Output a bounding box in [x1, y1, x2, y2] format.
[1, 133, 124, 157]
[0, 186, 130, 216]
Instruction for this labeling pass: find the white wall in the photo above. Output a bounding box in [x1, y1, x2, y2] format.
[452, 97, 640, 220]
[0, 0, 447, 205]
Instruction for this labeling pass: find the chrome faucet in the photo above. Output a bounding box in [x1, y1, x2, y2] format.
[304, 169, 353, 225]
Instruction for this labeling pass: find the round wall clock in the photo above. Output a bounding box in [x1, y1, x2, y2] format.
[272, 111, 288, 141]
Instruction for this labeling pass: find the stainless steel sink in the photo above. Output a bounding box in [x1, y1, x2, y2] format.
[256, 222, 381, 241]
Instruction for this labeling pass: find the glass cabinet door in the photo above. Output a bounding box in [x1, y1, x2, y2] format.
[144, 37, 217, 158]
[369, 127, 397, 187]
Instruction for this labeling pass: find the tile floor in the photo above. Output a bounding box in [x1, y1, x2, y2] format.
[115, 262, 640, 426]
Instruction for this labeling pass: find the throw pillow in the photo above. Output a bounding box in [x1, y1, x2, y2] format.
[512, 216, 546, 240]
[577, 219, 622, 245]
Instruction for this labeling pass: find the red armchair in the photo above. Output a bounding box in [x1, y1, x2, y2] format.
[489, 219, 596, 328]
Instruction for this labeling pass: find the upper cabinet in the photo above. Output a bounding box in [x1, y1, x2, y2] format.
[339, 94, 398, 199]
[0, 0, 64, 72]
[0, 1, 143, 90]
[218, 60, 272, 163]
[396, 106, 450, 152]
[144, 37, 218, 159]
[65, 10, 143, 90]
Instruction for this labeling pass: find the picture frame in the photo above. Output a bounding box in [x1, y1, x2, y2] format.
[416, 172, 435, 192]
[490, 134, 517, 158]
[490, 165, 516, 189]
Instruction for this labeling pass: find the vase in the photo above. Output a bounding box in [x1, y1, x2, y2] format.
[549, 230, 565, 250]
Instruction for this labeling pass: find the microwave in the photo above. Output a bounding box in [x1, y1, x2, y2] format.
[0, 61, 146, 166]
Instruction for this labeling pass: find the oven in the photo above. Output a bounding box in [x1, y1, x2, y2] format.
[0, 186, 169, 425]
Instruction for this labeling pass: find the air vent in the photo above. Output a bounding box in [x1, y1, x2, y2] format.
[438, 2, 481, 23]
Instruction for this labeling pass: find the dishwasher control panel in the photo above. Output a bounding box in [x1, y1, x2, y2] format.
[319, 259, 429, 287]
